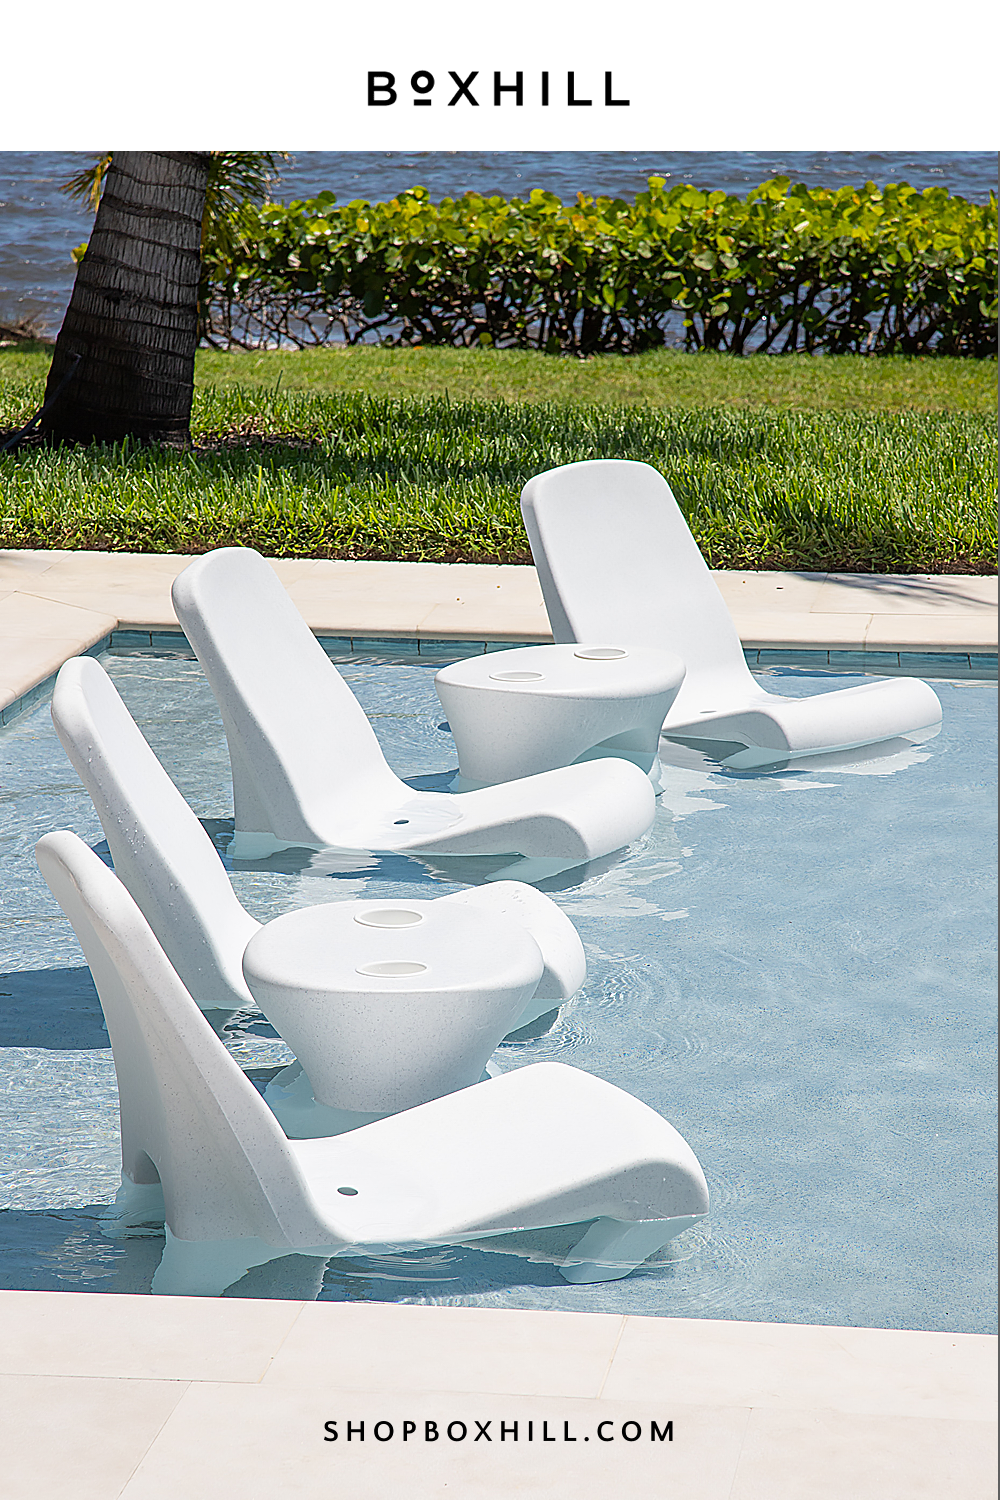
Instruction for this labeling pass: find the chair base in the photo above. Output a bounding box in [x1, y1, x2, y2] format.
[149, 1213, 705, 1295]
[665, 720, 942, 773]
[99, 1172, 166, 1238]
[560, 1214, 705, 1283]
[152, 1226, 312, 1297]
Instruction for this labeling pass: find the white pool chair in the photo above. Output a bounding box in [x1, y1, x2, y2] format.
[50, 656, 587, 1040]
[36, 831, 710, 1294]
[521, 460, 942, 768]
[171, 548, 655, 873]
[52, 655, 260, 1018]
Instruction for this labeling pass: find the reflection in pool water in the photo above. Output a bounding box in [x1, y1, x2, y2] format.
[0, 651, 995, 1331]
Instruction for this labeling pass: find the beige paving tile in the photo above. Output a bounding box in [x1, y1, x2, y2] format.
[418, 599, 552, 641]
[27, 588, 178, 630]
[731, 611, 871, 649]
[826, 1325, 999, 1420]
[293, 596, 429, 636]
[602, 1317, 997, 1423]
[4, 552, 184, 592]
[813, 573, 998, 615]
[286, 561, 551, 642]
[264, 1304, 625, 1398]
[865, 614, 998, 651]
[0, 1372, 187, 1500]
[28, 561, 177, 587]
[285, 562, 438, 635]
[283, 559, 417, 597]
[412, 564, 550, 639]
[0, 547, 57, 579]
[0, 1290, 304, 1383]
[261, 558, 327, 587]
[0, 634, 111, 704]
[0, 551, 993, 691]
[0, 591, 117, 641]
[425, 563, 547, 609]
[715, 571, 830, 611]
[729, 1406, 997, 1500]
[16, 563, 178, 589]
[119, 1383, 749, 1500]
[33, 547, 190, 575]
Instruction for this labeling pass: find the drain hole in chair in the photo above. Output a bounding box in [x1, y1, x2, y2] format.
[393, 818, 410, 824]
[337, 1186, 359, 1196]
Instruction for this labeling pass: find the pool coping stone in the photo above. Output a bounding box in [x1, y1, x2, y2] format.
[1, 1291, 995, 1499]
[2, 550, 996, 726]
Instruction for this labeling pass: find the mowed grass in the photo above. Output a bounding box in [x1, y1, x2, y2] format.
[2, 343, 997, 412]
[1, 374, 995, 572]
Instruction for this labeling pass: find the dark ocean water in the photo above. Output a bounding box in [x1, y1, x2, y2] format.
[1, 150, 996, 336]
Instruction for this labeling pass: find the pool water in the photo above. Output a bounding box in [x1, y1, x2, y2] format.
[1, 648, 996, 1331]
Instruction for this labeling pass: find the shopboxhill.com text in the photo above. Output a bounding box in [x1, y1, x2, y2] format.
[324, 1417, 672, 1443]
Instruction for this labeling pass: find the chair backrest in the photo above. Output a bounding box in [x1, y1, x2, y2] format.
[34, 831, 323, 1247]
[521, 460, 755, 703]
[52, 656, 260, 1013]
[172, 549, 402, 840]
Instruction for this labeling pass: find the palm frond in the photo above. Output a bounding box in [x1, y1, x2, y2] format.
[58, 153, 113, 211]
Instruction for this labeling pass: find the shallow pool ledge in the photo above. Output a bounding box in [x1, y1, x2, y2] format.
[0, 1290, 995, 1498]
[1, 549, 997, 723]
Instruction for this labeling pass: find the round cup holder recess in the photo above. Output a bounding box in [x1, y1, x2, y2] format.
[355, 960, 428, 978]
[354, 908, 424, 928]
[489, 670, 545, 682]
[573, 647, 629, 660]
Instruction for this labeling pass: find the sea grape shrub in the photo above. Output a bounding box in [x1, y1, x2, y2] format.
[197, 178, 998, 356]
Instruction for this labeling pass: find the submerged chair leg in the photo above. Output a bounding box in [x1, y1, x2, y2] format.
[151, 1228, 314, 1297]
[99, 1172, 166, 1237]
[560, 1214, 702, 1283]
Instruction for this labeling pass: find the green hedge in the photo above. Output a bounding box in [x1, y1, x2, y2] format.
[201, 177, 997, 357]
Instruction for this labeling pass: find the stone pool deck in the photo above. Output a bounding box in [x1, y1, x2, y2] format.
[1, 548, 997, 1497]
[2, 1292, 995, 1499]
[1, 548, 997, 721]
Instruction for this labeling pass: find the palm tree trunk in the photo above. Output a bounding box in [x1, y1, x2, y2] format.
[40, 152, 210, 446]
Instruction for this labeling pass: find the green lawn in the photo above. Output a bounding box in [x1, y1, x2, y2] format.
[2, 343, 996, 412]
[2, 364, 995, 572]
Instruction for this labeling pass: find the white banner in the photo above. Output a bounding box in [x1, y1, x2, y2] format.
[1, 0, 997, 149]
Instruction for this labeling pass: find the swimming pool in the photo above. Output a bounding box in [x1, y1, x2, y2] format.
[1, 647, 995, 1331]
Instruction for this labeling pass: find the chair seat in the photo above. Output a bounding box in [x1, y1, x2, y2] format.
[290, 1061, 708, 1246]
[663, 673, 943, 764]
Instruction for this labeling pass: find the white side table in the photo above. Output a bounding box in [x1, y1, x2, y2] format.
[242, 899, 544, 1122]
[435, 643, 685, 787]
